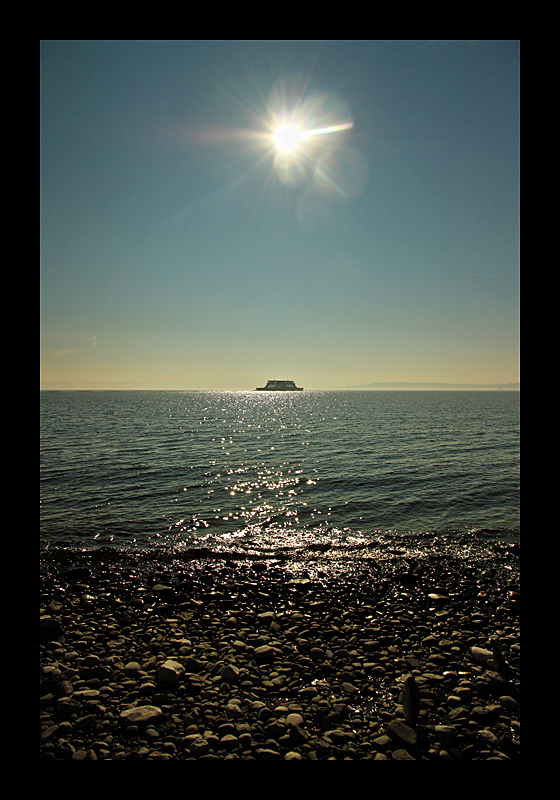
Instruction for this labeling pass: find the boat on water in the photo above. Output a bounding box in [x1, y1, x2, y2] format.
[255, 379, 303, 391]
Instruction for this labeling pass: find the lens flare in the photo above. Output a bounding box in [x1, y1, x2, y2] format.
[161, 72, 368, 231]
[307, 122, 354, 138]
[263, 77, 366, 208]
[272, 121, 353, 154]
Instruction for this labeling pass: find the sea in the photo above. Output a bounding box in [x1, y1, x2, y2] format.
[40, 390, 519, 563]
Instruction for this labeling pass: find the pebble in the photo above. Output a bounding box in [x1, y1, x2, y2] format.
[119, 706, 163, 726]
[40, 542, 520, 760]
[499, 695, 519, 711]
[156, 660, 184, 684]
[471, 647, 494, 663]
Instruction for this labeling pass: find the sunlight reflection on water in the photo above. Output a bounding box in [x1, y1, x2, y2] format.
[40, 390, 519, 552]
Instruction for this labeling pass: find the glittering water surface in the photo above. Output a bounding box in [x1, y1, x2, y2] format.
[40, 390, 519, 554]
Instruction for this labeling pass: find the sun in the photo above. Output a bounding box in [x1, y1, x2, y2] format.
[273, 123, 307, 154]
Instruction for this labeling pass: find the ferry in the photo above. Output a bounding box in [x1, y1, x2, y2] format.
[255, 379, 303, 391]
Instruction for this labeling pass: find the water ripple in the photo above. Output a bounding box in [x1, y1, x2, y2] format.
[40, 390, 519, 551]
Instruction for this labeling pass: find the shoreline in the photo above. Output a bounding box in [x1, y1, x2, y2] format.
[40, 541, 520, 760]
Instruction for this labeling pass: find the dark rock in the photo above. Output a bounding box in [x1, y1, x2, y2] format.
[264, 720, 287, 740]
[289, 724, 309, 744]
[392, 748, 416, 760]
[40, 616, 64, 641]
[492, 640, 508, 674]
[402, 675, 420, 725]
[221, 664, 240, 684]
[386, 719, 418, 750]
[255, 748, 281, 760]
[253, 645, 275, 661]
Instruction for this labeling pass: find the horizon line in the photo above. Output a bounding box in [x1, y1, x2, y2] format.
[40, 381, 520, 392]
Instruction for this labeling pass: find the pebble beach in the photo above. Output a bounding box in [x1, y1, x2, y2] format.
[40, 533, 520, 761]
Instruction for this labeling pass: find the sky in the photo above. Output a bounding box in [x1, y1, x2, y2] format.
[40, 40, 520, 390]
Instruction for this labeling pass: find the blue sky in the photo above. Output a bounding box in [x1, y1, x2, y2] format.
[40, 40, 520, 390]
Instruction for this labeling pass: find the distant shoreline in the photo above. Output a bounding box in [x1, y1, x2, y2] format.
[344, 382, 520, 391]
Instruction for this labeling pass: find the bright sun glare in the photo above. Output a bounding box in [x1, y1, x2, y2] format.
[273, 124, 306, 153]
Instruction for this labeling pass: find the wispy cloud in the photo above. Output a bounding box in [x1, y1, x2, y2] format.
[48, 336, 97, 360]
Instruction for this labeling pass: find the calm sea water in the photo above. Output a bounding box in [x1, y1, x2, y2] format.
[40, 390, 519, 555]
